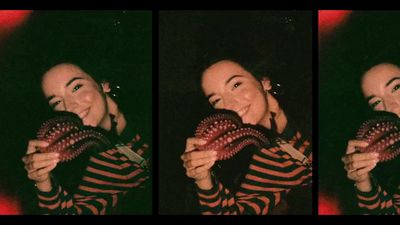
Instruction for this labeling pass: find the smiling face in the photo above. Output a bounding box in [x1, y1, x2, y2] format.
[201, 60, 270, 126]
[41, 63, 110, 128]
[362, 63, 400, 117]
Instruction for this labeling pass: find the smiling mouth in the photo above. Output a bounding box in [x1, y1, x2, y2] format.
[78, 108, 90, 120]
[237, 105, 250, 117]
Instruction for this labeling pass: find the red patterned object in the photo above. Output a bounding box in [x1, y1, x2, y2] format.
[195, 110, 270, 160]
[37, 112, 112, 162]
[356, 115, 400, 162]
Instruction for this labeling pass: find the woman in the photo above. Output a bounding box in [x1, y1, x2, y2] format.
[180, 58, 312, 215]
[21, 63, 150, 214]
[342, 62, 400, 214]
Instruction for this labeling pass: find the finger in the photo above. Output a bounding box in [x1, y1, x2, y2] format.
[28, 171, 48, 182]
[27, 152, 60, 163]
[36, 162, 58, 176]
[27, 140, 49, 154]
[185, 137, 207, 152]
[346, 140, 369, 154]
[342, 152, 379, 164]
[194, 160, 216, 174]
[355, 163, 377, 177]
[186, 168, 196, 178]
[26, 159, 59, 172]
[345, 158, 379, 172]
[181, 150, 217, 161]
[184, 155, 218, 169]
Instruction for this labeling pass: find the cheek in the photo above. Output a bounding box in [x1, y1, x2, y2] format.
[75, 90, 95, 104]
[240, 88, 268, 124]
[80, 91, 107, 124]
[241, 87, 267, 108]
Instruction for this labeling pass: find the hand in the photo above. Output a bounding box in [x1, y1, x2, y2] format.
[22, 140, 59, 187]
[181, 137, 217, 184]
[341, 140, 379, 185]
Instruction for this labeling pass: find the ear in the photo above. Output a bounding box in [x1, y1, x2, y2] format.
[101, 81, 111, 93]
[260, 76, 272, 91]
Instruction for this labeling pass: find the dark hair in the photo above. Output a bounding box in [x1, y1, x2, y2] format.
[197, 54, 290, 108]
[198, 53, 276, 84]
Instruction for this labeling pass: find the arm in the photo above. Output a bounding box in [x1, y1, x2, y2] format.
[196, 130, 312, 215]
[340, 140, 395, 214]
[355, 176, 399, 215]
[196, 173, 285, 215]
[36, 137, 150, 215]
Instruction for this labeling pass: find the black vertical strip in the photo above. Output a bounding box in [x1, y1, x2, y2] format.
[152, 8, 159, 216]
[313, 8, 319, 217]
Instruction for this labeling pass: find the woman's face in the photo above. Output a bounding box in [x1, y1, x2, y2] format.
[362, 63, 400, 117]
[201, 60, 269, 125]
[41, 63, 109, 127]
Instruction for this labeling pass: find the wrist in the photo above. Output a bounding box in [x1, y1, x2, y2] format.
[195, 172, 213, 190]
[35, 177, 52, 192]
[354, 177, 372, 192]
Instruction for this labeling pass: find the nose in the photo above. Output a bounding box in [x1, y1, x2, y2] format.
[384, 97, 400, 116]
[63, 96, 79, 113]
[223, 95, 240, 112]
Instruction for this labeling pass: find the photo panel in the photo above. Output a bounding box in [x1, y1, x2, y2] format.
[0, 10, 152, 215]
[159, 10, 313, 215]
[319, 10, 400, 215]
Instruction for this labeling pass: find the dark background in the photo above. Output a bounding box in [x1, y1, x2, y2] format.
[0, 11, 152, 214]
[159, 11, 312, 214]
[319, 11, 400, 214]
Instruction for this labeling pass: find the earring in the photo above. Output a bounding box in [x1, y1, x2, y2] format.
[110, 83, 121, 98]
[102, 80, 121, 98]
[270, 82, 284, 96]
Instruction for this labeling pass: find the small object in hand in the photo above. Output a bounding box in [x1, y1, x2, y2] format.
[356, 113, 400, 162]
[36, 112, 112, 162]
[194, 110, 270, 161]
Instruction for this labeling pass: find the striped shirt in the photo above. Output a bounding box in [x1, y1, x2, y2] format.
[196, 124, 312, 215]
[356, 177, 400, 215]
[36, 133, 150, 215]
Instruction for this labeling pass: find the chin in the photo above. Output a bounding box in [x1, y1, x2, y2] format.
[82, 119, 95, 127]
[242, 117, 256, 125]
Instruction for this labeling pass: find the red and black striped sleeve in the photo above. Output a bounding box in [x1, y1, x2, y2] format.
[356, 178, 399, 215]
[36, 137, 150, 215]
[196, 129, 312, 215]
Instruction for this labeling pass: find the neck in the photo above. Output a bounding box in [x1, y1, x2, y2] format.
[272, 109, 287, 134]
[260, 92, 287, 133]
[102, 95, 127, 135]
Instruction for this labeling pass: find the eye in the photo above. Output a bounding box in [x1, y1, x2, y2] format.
[72, 84, 83, 92]
[369, 99, 382, 109]
[50, 100, 61, 109]
[233, 82, 242, 89]
[392, 84, 400, 93]
[210, 98, 221, 107]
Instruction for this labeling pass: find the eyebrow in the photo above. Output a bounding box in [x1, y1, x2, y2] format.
[385, 77, 400, 87]
[365, 77, 400, 102]
[206, 74, 244, 100]
[46, 77, 84, 102]
[365, 95, 374, 102]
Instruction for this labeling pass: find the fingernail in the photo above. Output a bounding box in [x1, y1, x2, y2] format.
[200, 140, 207, 144]
[212, 151, 217, 155]
[374, 153, 379, 157]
